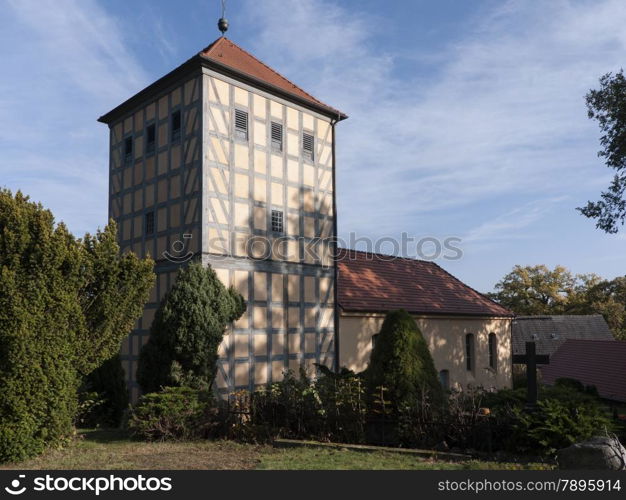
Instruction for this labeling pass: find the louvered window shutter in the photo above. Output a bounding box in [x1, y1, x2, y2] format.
[235, 109, 248, 140]
[303, 132, 314, 160]
[271, 122, 283, 151]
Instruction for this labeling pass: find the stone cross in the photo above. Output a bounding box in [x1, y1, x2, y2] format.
[512, 341, 549, 409]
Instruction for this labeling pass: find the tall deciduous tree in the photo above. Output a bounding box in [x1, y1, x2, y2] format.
[137, 261, 246, 394]
[579, 70, 626, 233]
[0, 190, 154, 462]
[488, 265, 576, 315]
[490, 264, 626, 340]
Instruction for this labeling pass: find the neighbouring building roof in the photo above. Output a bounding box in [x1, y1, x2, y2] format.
[512, 315, 614, 356]
[99, 37, 346, 124]
[541, 339, 626, 402]
[336, 248, 513, 318]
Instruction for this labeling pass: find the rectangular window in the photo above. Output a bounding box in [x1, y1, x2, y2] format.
[271, 209, 283, 233]
[145, 211, 155, 235]
[488, 333, 497, 371]
[465, 333, 474, 371]
[303, 132, 314, 161]
[124, 136, 133, 162]
[271, 122, 283, 151]
[234, 109, 248, 140]
[439, 370, 450, 391]
[171, 110, 181, 142]
[146, 124, 156, 154]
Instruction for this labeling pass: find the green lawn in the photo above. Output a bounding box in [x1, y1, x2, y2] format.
[257, 447, 551, 470]
[0, 430, 553, 471]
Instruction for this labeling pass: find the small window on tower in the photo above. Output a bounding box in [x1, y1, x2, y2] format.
[303, 132, 314, 161]
[124, 136, 133, 162]
[271, 122, 283, 151]
[234, 109, 248, 140]
[271, 209, 283, 233]
[146, 124, 156, 154]
[171, 110, 181, 142]
[145, 211, 155, 235]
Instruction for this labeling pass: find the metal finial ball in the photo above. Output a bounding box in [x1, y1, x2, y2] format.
[218, 17, 229, 34]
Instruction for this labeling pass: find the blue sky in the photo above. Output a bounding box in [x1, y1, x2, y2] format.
[1, 0, 626, 292]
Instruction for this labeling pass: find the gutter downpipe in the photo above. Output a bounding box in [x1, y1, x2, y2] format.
[331, 115, 340, 372]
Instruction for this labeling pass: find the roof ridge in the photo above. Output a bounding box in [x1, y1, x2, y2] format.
[201, 37, 328, 110]
[337, 246, 437, 266]
[198, 36, 225, 54]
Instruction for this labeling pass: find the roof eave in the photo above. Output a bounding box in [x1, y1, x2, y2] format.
[339, 305, 515, 319]
[98, 55, 203, 125]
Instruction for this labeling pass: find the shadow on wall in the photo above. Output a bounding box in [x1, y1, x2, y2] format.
[340, 315, 511, 391]
[208, 185, 335, 391]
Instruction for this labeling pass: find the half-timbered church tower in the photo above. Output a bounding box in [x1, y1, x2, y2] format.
[99, 25, 347, 400]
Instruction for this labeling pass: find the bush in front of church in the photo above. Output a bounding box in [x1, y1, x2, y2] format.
[0, 190, 154, 463]
[507, 398, 611, 455]
[137, 262, 246, 394]
[127, 387, 216, 441]
[365, 309, 443, 410]
[484, 382, 612, 455]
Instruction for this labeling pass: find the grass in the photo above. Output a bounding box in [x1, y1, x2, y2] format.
[257, 447, 551, 470]
[0, 430, 263, 470]
[0, 430, 553, 471]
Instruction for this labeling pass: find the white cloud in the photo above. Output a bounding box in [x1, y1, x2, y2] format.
[240, 0, 626, 240]
[463, 197, 568, 244]
[3, 0, 626, 288]
[0, 0, 149, 234]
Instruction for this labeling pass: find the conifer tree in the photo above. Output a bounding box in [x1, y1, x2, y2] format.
[366, 309, 443, 408]
[0, 189, 154, 462]
[138, 261, 246, 393]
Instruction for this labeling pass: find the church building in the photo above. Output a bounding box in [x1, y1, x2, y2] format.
[336, 249, 514, 391]
[99, 28, 513, 399]
[99, 33, 345, 400]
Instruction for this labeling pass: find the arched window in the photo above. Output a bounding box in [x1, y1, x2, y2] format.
[488, 333, 497, 371]
[465, 333, 474, 371]
[439, 369, 450, 391]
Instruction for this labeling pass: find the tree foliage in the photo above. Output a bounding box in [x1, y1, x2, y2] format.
[489, 265, 577, 315]
[0, 190, 154, 462]
[137, 261, 246, 394]
[365, 309, 443, 409]
[77, 227, 156, 375]
[490, 264, 626, 339]
[579, 70, 626, 233]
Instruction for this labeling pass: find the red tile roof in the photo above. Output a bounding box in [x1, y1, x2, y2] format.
[99, 37, 346, 124]
[200, 38, 344, 117]
[337, 248, 513, 317]
[541, 339, 626, 402]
